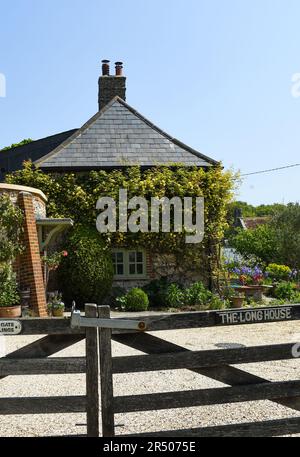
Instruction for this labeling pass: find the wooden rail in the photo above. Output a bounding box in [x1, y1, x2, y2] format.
[1, 303, 300, 437]
[6, 303, 300, 335]
[97, 305, 300, 438]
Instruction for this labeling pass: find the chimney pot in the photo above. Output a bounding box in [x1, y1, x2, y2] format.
[115, 61, 123, 76]
[102, 59, 110, 76]
[98, 59, 126, 110]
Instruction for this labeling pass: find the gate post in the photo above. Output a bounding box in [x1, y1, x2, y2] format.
[85, 303, 100, 437]
[98, 305, 115, 437]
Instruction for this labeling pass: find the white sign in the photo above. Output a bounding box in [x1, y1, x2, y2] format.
[217, 307, 293, 325]
[0, 320, 22, 335]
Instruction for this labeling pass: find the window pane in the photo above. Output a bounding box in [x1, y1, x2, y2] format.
[117, 264, 124, 275]
[113, 264, 117, 275]
[112, 253, 117, 263]
[129, 264, 136, 275]
[137, 263, 143, 274]
[129, 252, 136, 262]
[136, 252, 143, 263]
[117, 252, 123, 262]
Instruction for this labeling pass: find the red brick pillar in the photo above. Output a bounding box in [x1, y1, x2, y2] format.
[18, 191, 47, 317]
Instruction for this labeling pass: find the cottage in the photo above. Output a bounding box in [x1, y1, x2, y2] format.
[1, 60, 221, 292]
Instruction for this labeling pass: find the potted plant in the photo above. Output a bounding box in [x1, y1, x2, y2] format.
[0, 265, 21, 318]
[47, 292, 65, 317]
[230, 292, 245, 309]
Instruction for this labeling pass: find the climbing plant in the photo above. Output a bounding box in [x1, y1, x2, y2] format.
[0, 194, 24, 264]
[6, 161, 236, 286]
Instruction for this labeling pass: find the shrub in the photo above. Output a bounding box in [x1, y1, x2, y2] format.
[274, 282, 295, 301]
[165, 283, 185, 308]
[105, 286, 127, 307]
[209, 294, 226, 310]
[122, 288, 149, 312]
[59, 225, 114, 307]
[142, 277, 170, 308]
[0, 266, 19, 307]
[266, 264, 292, 282]
[185, 281, 212, 306]
[292, 292, 300, 304]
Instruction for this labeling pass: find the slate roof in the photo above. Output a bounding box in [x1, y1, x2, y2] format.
[35, 97, 218, 170]
[242, 217, 269, 230]
[0, 129, 77, 178]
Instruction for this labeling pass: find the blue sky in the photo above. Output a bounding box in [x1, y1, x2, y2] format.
[0, 0, 299, 205]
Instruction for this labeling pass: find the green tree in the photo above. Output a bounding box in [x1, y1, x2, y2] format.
[270, 203, 300, 267]
[230, 203, 300, 268]
[1, 139, 33, 152]
[230, 224, 278, 265]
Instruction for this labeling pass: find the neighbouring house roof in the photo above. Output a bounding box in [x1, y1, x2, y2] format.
[35, 97, 218, 171]
[0, 129, 77, 179]
[236, 216, 269, 230]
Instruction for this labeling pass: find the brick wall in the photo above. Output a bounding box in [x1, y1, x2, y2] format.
[17, 192, 47, 317]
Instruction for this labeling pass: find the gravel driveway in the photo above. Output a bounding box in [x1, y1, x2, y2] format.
[0, 319, 299, 437]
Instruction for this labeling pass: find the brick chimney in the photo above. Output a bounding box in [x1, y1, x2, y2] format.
[98, 60, 126, 110]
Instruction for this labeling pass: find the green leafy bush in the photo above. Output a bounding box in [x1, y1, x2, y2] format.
[292, 292, 300, 304]
[185, 281, 212, 306]
[274, 282, 295, 301]
[165, 283, 185, 308]
[209, 294, 226, 310]
[0, 266, 19, 307]
[266, 264, 291, 282]
[105, 286, 127, 307]
[142, 277, 170, 308]
[59, 225, 114, 307]
[122, 288, 149, 312]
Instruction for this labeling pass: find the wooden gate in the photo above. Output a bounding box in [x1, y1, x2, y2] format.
[0, 304, 98, 437]
[98, 304, 300, 437]
[1, 303, 300, 437]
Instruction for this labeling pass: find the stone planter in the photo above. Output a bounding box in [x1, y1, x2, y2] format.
[52, 308, 64, 317]
[233, 285, 273, 302]
[0, 305, 22, 318]
[231, 296, 245, 309]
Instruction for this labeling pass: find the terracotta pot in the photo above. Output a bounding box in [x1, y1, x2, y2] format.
[231, 296, 244, 309]
[52, 308, 64, 317]
[0, 305, 22, 318]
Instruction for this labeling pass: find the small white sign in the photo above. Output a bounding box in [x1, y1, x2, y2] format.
[0, 320, 22, 335]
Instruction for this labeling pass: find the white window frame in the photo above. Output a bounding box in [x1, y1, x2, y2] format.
[112, 249, 147, 279]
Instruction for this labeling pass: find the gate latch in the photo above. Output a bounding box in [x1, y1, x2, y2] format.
[71, 308, 147, 331]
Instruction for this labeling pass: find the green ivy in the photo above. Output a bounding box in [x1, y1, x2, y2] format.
[0, 194, 24, 264]
[6, 161, 236, 286]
